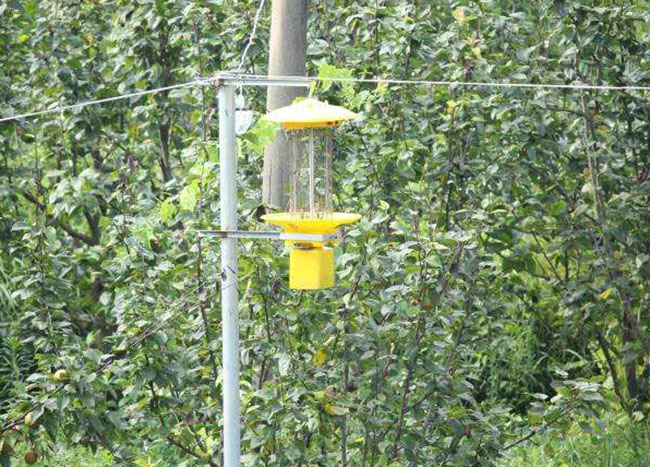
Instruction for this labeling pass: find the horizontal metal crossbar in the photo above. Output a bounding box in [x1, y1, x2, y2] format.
[215, 72, 312, 88]
[197, 230, 341, 242]
[280, 232, 341, 242]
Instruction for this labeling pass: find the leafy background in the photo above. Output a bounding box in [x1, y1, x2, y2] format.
[1, 0, 650, 465]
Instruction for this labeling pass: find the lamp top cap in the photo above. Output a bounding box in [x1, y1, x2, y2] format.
[264, 98, 360, 130]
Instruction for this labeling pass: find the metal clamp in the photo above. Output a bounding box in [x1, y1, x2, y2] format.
[198, 230, 341, 242]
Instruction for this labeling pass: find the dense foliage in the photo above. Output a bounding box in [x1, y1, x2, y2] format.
[1, 0, 650, 465]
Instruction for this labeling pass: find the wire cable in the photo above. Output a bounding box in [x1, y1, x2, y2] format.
[240, 73, 650, 92]
[2, 71, 650, 125]
[236, 0, 266, 73]
[0, 78, 213, 123]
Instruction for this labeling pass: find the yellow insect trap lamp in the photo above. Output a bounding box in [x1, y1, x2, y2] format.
[261, 99, 361, 289]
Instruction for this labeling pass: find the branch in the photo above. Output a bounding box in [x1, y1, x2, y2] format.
[391, 314, 425, 457]
[522, 158, 574, 209]
[531, 233, 562, 282]
[167, 436, 217, 467]
[595, 330, 629, 413]
[541, 104, 588, 119]
[503, 402, 575, 451]
[389, 244, 465, 458]
[56, 220, 96, 246]
[579, 94, 649, 358]
[84, 211, 101, 245]
[20, 190, 97, 246]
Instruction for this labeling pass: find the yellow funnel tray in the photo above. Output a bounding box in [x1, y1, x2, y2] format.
[264, 98, 360, 130]
[261, 212, 361, 234]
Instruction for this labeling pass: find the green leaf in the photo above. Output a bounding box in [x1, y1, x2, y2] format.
[180, 180, 200, 212]
[312, 63, 355, 102]
[160, 198, 177, 222]
[242, 119, 279, 155]
[43, 414, 58, 443]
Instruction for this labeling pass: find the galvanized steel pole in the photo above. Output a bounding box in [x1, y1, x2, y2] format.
[218, 84, 240, 467]
[215, 73, 309, 466]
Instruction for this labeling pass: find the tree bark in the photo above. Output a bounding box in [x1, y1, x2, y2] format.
[262, 0, 308, 209]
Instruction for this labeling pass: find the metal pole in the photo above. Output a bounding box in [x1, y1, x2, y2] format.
[218, 84, 240, 467]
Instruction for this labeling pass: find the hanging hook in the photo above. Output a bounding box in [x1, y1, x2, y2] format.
[235, 86, 254, 135]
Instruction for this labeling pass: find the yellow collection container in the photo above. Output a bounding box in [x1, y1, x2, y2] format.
[289, 248, 335, 289]
[262, 213, 360, 289]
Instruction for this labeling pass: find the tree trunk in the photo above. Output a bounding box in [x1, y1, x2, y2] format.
[262, 0, 308, 209]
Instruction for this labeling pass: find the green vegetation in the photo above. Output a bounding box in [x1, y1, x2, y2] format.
[1, 0, 650, 465]
[9, 411, 650, 466]
[503, 412, 650, 467]
[11, 446, 111, 467]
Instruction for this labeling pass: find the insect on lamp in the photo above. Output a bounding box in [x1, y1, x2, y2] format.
[261, 98, 361, 289]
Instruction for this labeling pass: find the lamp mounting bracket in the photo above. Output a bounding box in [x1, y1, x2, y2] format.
[198, 230, 342, 242]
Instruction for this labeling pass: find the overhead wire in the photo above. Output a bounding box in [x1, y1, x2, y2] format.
[236, 0, 266, 73]
[239, 73, 650, 92]
[0, 78, 213, 123]
[2, 72, 650, 125]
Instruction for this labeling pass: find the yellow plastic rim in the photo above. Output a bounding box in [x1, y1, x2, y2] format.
[261, 212, 361, 234]
[264, 98, 360, 130]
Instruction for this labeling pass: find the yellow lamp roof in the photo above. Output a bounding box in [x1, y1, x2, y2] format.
[262, 212, 361, 234]
[264, 98, 360, 130]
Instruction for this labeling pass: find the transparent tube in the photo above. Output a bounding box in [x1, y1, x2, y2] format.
[285, 129, 333, 219]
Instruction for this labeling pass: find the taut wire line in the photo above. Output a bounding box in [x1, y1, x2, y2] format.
[240, 73, 650, 92]
[236, 0, 266, 73]
[0, 78, 213, 123]
[2, 72, 650, 124]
